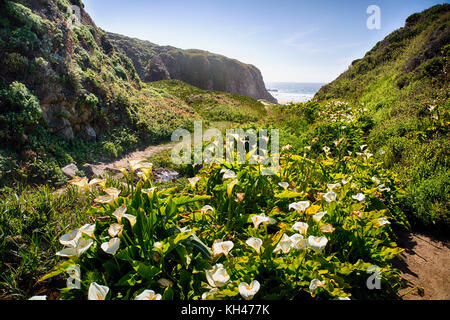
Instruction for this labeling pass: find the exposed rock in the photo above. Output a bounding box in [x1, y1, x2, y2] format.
[153, 169, 180, 183]
[82, 164, 105, 179]
[61, 163, 78, 178]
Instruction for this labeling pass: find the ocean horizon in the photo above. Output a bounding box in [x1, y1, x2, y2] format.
[266, 82, 327, 104]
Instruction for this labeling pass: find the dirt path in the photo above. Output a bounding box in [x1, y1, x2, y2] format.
[395, 230, 450, 300]
[92, 142, 175, 173]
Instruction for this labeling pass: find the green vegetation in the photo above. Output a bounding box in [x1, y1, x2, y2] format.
[315, 4, 450, 231]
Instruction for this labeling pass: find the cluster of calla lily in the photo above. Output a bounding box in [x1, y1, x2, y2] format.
[34, 142, 408, 300]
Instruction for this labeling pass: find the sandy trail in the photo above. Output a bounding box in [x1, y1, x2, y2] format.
[395, 230, 450, 300]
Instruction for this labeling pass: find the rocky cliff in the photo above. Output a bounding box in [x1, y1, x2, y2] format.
[106, 32, 277, 104]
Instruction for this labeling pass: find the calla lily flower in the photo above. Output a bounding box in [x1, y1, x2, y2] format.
[308, 236, 328, 253]
[201, 205, 214, 214]
[246, 237, 263, 253]
[69, 177, 89, 191]
[108, 223, 123, 238]
[101, 238, 120, 255]
[157, 278, 174, 288]
[88, 178, 106, 188]
[352, 193, 366, 202]
[201, 288, 219, 300]
[309, 279, 325, 293]
[319, 224, 336, 234]
[323, 191, 337, 203]
[273, 234, 293, 254]
[251, 214, 270, 229]
[59, 230, 82, 247]
[378, 184, 391, 192]
[371, 176, 381, 185]
[29, 295, 47, 300]
[56, 238, 94, 258]
[282, 144, 291, 151]
[376, 218, 391, 227]
[323, 146, 331, 154]
[338, 297, 351, 300]
[94, 195, 116, 204]
[142, 187, 157, 195]
[212, 241, 234, 258]
[238, 280, 260, 300]
[205, 264, 230, 288]
[278, 182, 289, 190]
[188, 177, 201, 188]
[289, 201, 310, 212]
[221, 169, 237, 180]
[128, 158, 147, 171]
[327, 183, 341, 191]
[292, 222, 309, 235]
[79, 224, 95, 238]
[135, 290, 162, 300]
[313, 211, 327, 223]
[103, 187, 121, 198]
[112, 205, 136, 227]
[88, 282, 109, 300]
[290, 234, 308, 250]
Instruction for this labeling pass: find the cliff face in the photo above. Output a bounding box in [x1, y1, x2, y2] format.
[107, 33, 278, 103]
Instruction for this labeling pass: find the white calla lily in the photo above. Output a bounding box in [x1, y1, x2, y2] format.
[188, 177, 201, 188]
[29, 295, 47, 300]
[313, 211, 327, 223]
[238, 280, 260, 300]
[59, 230, 82, 247]
[212, 241, 234, 258]
[201, 205, 214, 214]
[221, 169, 237, 180]
[323, 191, 337, 203]
[246, 237, 263, 253]
[307, 236, 328, 253]
[319, 224, 336, 234]
[101, 238, 121, 255]
[251, 214, 270, 229]
[309, 279, 325, 293]
[278, 182, 289, 190]
[56, 238, 93, 258]
[292, 222, 309, 235]
[290, 234, 308, 250]
[135, 290, 162, 300]
[108, 223, 123, 238]
[289, 201, 310, 213]
[274, 234, 293, 254]
[205, 264, 230, 288]
[88, 282, 109, 300]
[352, 193, 366, 202]
[79, 224, 95, 238]
[376, 218, 391, 227]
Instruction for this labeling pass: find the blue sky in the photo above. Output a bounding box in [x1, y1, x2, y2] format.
[82, 0, 447, 83]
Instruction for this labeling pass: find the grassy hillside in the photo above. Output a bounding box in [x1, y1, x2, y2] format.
[0, 0, 266, 188]
[315, 4, 450, 230]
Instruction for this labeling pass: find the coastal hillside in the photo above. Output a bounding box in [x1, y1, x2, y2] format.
[106, 32, 277, 103]
[315, 4, 449, 229]
[0, 0, 267, 186]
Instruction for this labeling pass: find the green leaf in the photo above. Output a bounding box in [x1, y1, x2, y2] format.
[133, 261, 161, 280]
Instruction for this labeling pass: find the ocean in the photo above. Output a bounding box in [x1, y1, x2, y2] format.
[265, 82, 326, 104]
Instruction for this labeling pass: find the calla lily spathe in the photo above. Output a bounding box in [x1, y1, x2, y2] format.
[319, 224, 336, 234]
[278, 182, 289, 190]
[238, 280, 260, 300]
[352, 193, 366, 202]
[212, 240, 234, 258]
[309, 279, 325, 293]
[101, 238, 121, 255]
[289, 201, 310, 212]
[292, 222, 309, 235]
[220, 169, 236, 180]
[246, 237, 263, 253]
[205, 264, 230, 288]
[29, 295, 47, 300]
[323, 191, 337, 203]
[112, 205, 136, 227]
[273, 234, 293, 254]
[59, 230, 82, 248]
[56, 238, 93, 258]
[251, 214, 270, 229]
[308, 236, 328, 253]
[108, 223, 123, 238]
[313, 211, 327, 223]
[79, 224, 95, 238]
[188, 177, 201, 188]
[88, 282, 109, 300]
[290, 234, 308, 250]
[135, 290, 162, 300]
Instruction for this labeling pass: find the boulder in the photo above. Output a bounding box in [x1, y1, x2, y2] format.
[61, 163, 78, 178]
[82, 164, 105, 179]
